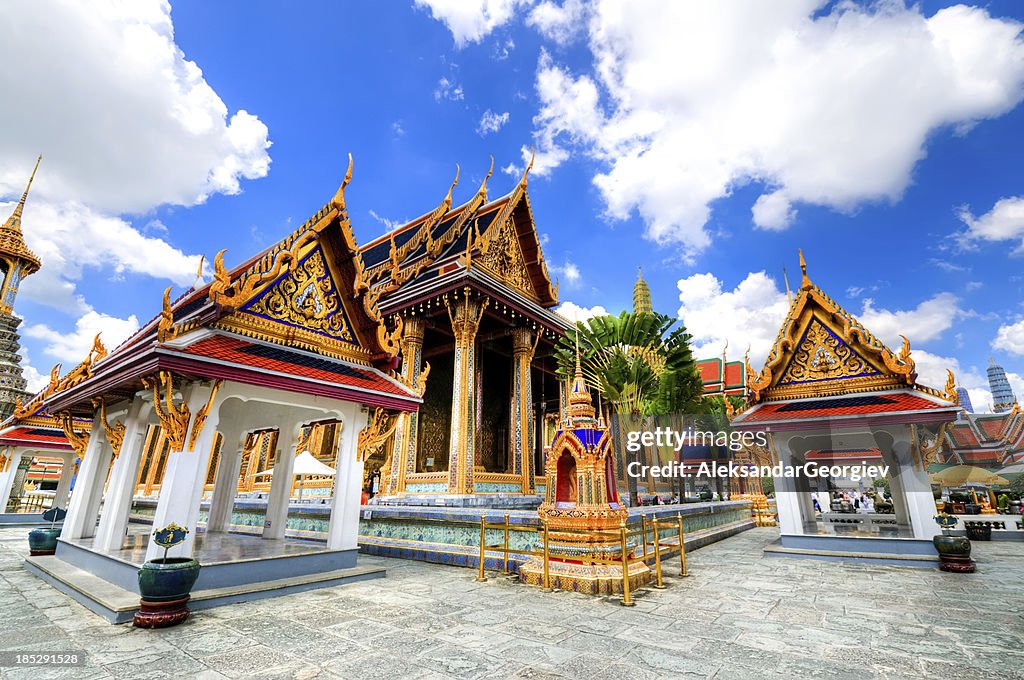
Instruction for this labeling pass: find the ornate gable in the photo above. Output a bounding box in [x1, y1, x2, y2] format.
[747, 251, 923, 403]
[776, 318, 882, 387]
[474, 213, 537, 300]
[240, 246, 358, 346]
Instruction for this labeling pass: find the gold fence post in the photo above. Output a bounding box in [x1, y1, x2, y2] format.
[541, 519, 552, 592]
[475, 513, 488, 582]
[676, 512, 689, 577]
[641, 515, 649, 558]
[502, 513, 511, 575]
[652, 520, 665, 589]
[619, 521, 635, 607]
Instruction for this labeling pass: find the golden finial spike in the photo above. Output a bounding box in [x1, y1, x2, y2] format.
[330, 153, 354, 211]
[798, 249, 811, 290]
[519, 146, 535, 188]
[195, 254, 205, 281]
[4, 155, 42, 229]
[475, 155, 495, 204]
[782, 266, 792, 303]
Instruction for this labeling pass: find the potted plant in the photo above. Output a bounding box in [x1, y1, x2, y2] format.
[997, 494, 1010, 514]
[933, 512, 974, 573]
[133, 523, 201, 628]
[27, 507, 66, 556]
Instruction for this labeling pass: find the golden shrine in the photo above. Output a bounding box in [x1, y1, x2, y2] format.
[519, 347, 651, 593]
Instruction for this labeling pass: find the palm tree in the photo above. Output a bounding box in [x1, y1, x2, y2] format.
[553, 311, 705, 504]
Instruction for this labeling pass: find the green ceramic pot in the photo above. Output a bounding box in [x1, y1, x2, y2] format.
[28, 528, 61, 556]
[933, 534, 971, 558]
[137, 558, 201, 603]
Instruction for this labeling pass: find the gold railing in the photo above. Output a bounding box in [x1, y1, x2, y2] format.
[473, 512, 690, 607]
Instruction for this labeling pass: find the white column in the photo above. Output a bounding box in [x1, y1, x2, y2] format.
[62, 419, 107, 540]
[207, 427, 245, 533]
[327, 406, 368, 550]
[771, 434, 805, 535]
[146, 381, 223, 561]
[262, 418, 303, 540]
[891, 428, 939, 539]
[93, 398, 152, 552]
[0, 450, 23, 512]
[52, 452, 76, 510]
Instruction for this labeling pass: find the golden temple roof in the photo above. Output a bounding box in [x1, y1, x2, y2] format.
[745, 250, 956, 405]
[0, 155, 43, 275]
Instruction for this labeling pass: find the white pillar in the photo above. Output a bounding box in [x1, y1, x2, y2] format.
[891, 429, 939, 539]
[207, 427, 245, 533]
[93, 398, 152, 552]
[62, 419, 108, 540]
[263, 418, 303, 540]
[327, 406, 368, 550]
[771, 435, 806, 535]
[0, 450, 23, 512]
[146, 381, 223, 561]
[52, 452, 76, 510]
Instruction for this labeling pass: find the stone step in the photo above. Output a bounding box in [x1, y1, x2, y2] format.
[25, 553, 385, 624]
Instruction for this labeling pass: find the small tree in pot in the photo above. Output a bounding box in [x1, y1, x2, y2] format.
[133, 523, 201, 628]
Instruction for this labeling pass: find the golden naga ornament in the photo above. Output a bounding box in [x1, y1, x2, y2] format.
[58, 412, 90, 456]
[144, 371, 191, 452]
[92, 398, 126, 458]
[942, 369, 959, 404]
[186, 379, 222, 451]
[157, 287, 176, 342]
[357, 407, 399, 462]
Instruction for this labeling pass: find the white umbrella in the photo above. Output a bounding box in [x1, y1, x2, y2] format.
[251, 451, 336, 501]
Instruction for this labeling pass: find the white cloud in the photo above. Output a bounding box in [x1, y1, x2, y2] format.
[434, 77, 465, 102]
[751, 191, 797, 231]
[368, 210, 409, 232]
[0, 0, 270, 323]
[21, 360, 47, 395]
[527, 0, 586, 44]
[676, 271, 790, 364]
[414, 0, 530, 46]
[912, 349, 993, 412]
[993, 319, 1024, 355]
[958, 196, 1024, 253]
[555, 301, 608, 322]
[549, 260, 581, 285]
[516, 2, 1024, 254]
[0, 1, 270, 214]
[477, 109, 511, 136]
[25, 310, 140, 366]
[858, 292, 962, 349]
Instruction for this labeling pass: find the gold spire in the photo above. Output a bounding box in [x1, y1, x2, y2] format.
[633, 266, 653, 314]
[0, 155, 43, 275]
[568, 325, 596, 422]
[783, 266, 792, 303]
[798, 248, 811, 290]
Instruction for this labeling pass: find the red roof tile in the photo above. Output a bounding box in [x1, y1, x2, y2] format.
[697, 359, 721, 384]
[0, 427, 72, 449]
[180, 336, 409, 397]
[737, 391, 949, 423]
[977, 417, 1007, 440]
[950, 425, 980, 447]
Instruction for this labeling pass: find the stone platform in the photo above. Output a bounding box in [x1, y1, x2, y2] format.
[24, 526, 384, 623]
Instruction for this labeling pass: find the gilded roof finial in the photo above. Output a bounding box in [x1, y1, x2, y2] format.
[518, 146, 535, 190]
[1, 154, 43, 276]
[330, 153, 354, 212]
[798, 249, 811, 290]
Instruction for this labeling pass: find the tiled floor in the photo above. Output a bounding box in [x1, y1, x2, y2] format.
[1, 526, 1022, 679]
[72, 524, 332, 566]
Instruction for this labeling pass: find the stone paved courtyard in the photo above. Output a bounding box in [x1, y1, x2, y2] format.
[1, 526, 1022, 679]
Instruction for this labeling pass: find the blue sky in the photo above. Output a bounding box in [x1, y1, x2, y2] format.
[1, 0, 1023, 411]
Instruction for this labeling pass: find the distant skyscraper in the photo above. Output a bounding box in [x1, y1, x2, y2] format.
[956, 387, 974, 414]
[987, 357, 1017, 413]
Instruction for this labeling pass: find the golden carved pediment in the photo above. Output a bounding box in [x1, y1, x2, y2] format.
[475, 217, 537, 300]
[777, 318, 880, 386]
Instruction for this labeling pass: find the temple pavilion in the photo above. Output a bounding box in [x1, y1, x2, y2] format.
[362, 158, 570, 504]
[732, 252, 960, 565]
[10, 159, 430, 617]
